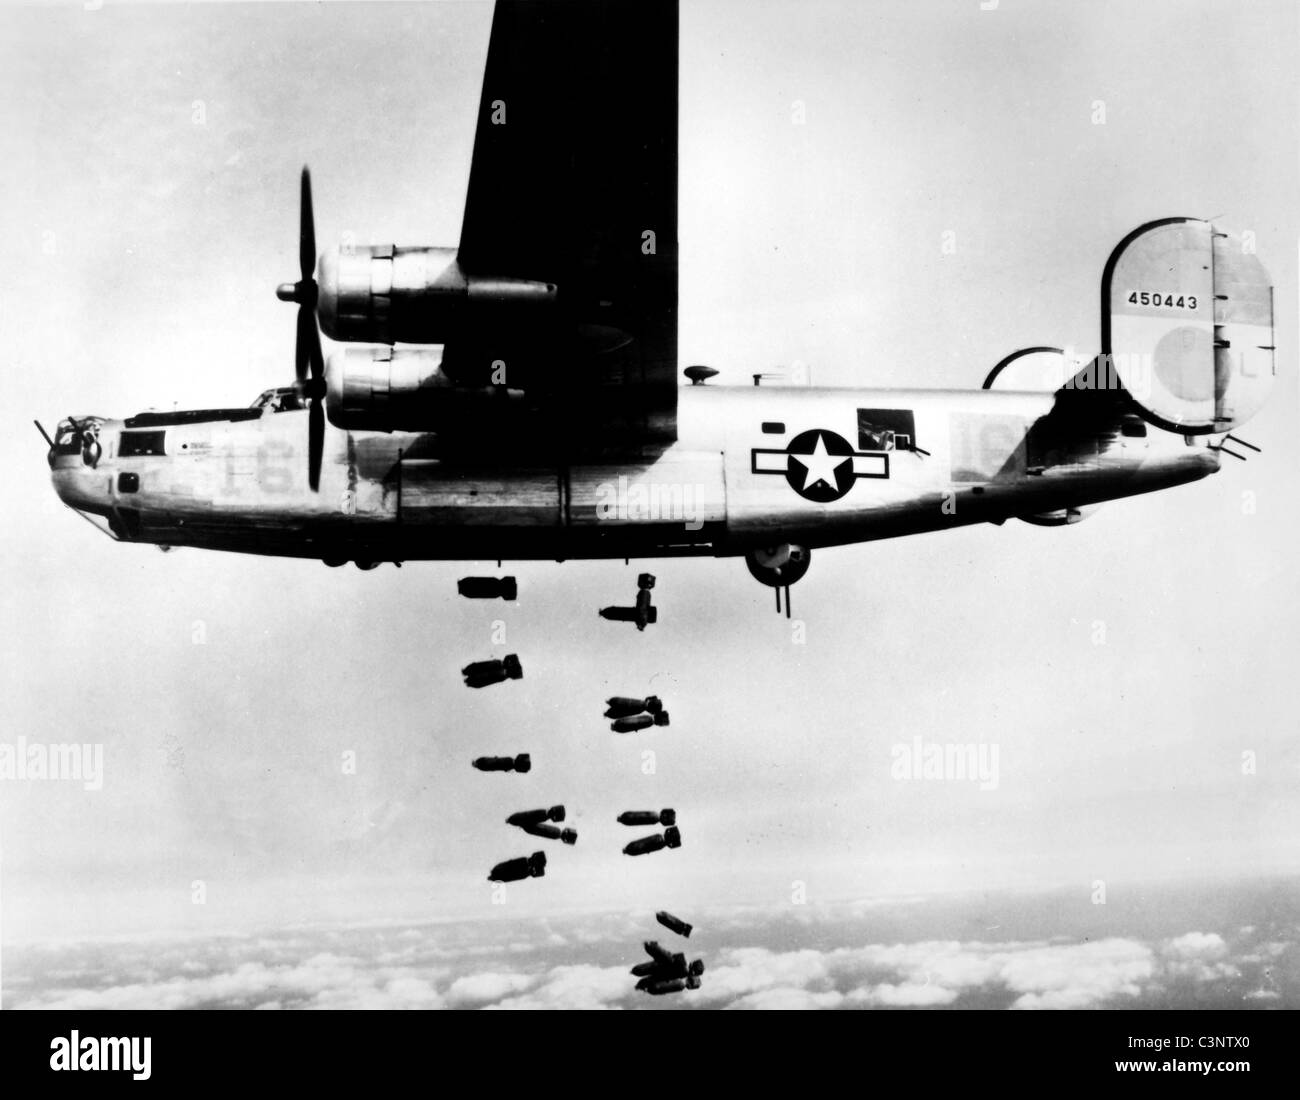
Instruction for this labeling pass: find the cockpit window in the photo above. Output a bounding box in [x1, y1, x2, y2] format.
[119, 430, 166, 457]
[253, 387, 306, 413]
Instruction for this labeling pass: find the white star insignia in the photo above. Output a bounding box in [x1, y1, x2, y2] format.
[795, 432, 849, 491]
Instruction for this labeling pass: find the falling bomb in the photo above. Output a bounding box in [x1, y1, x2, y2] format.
[623, 826, 681, 856]
[457, 576, 518, 601]
[462, 653, 523, 688]
[488, 851, 547, 883]
[473, 754, 531, 773]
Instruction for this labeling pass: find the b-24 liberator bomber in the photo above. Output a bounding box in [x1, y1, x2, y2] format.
[43, 1, 1276, 615]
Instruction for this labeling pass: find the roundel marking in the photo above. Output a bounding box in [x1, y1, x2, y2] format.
[785, 429, 857, 502]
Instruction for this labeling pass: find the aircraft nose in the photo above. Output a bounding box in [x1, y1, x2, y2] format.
[47, 417, 115, 515]
[50, 465, 75, 503]
[50, 460, 101, 507]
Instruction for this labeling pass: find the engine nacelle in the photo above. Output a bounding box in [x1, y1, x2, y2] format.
[316, 245, 557, 345]
[325, 347, 524, 432]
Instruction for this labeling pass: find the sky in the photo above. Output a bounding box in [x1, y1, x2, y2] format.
[1, 0, 1297, 1009]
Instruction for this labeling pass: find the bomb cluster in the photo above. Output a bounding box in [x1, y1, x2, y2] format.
[462, 572, 702, 1001]
[630, 910, 704, 997]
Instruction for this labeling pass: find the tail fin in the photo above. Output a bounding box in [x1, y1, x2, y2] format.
[1102, 218, 1274, 434]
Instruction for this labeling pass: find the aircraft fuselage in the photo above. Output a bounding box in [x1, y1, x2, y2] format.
[49, 384, 1219, 566]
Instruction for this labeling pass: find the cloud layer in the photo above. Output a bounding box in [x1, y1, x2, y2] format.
[8, 886, 1297, 1010]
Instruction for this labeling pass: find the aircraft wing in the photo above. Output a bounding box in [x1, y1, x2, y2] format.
[454, 0, 679, 452]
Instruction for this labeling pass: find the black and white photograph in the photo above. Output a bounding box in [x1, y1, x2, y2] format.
[1, 0, 1297, 1069]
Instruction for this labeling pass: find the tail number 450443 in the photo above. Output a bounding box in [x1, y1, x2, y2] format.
[1127, 290, 1198, 310]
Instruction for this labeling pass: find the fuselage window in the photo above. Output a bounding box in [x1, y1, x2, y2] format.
[761, 421, 785, 434]
[119, 430, 166, 457]
[858, 409, 917, 452]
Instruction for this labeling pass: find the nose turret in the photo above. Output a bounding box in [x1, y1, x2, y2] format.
[48, 416, 116, 516]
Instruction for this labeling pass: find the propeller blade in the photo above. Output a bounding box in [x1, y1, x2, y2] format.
[308, 396, 324, 492]
[306, 307, 325, 384]
[299, 166, 316, 283]
[295, 304, 312, 383]
[278, 165, 326, 492]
